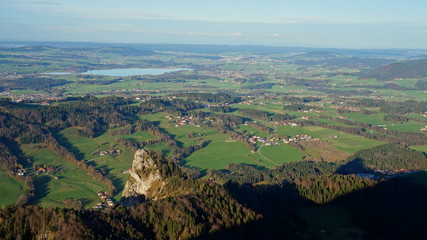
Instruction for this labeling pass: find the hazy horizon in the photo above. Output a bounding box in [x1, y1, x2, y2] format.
[1, 0, 427, 49]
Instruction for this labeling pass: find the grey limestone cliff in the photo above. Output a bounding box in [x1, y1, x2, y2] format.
[121, 149, 166, 206]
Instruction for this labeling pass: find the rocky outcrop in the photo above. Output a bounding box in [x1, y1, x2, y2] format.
[121, 149, 166, 206]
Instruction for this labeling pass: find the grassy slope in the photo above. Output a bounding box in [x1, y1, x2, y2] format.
[183, 132, 270, 171]
[410, 145, 427, 153]
[0, 168, 25, 206]
[260, 144, 304, 164]
[59, 128, 159, 201]
[21, 145, 107, 208]
[326, 134, 384, 155]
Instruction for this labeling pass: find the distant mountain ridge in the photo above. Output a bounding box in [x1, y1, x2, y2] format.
[2, 41, 427, 56]
[295, 51, 347, 58]
[364, 59, 427, 80]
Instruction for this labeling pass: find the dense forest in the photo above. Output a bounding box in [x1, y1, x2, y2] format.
[0, 182, 258, 240]
[1, 91, 427, 239]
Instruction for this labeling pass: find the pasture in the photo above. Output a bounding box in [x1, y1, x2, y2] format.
[0, 169, 25, 206]
[259, 144, 304, 164]
[183, 133, 270, 171]
[21, 145, 107, 208]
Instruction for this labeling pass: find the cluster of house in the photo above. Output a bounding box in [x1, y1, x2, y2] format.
[14, 166, 59, 179]
[35, 166, 56, 174]
[274, 122, 299, 127]
[204, 70, 245, 79]
[1, 93, 59, 103]
[240, 100, 255, 105]
[305, 102, 324, 107]
[93, 191, 116, 209]
[246, 134, 319, 145]
[14, 168, 27, 176]
[99, 149, 121, 156]
[93, 88, 160, 95]
[330, 105, 360, 112]
[421, 126, 427, 132]
[421, 112, 427, 118]
[374, 169, 419, 177]
[207, 177, 216, 183]
[283, 134, 320, 144]
[167, 115, 202, 128]
[248, 135, 279, 145]
[356, 169, 421, 180]
[205, 103, 230, 107]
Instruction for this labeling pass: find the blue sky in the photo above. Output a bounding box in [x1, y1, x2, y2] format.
[1, 0, 426, 48]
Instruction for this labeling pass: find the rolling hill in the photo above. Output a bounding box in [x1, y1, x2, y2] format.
[363, 59, 427, 80]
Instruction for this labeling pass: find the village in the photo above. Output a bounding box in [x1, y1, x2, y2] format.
[274, 121, 299, 127]
[166, 115, 204, 128]
[330, 105, 360, 112]
[93, 191, 116, 209]
[13, 165, 60, 180]
[246, 134, 320, 146]
[99, 149, 121, 156]
[13, 165, 117, 209]
[357, 169, 422, 180]
[0, 92, 60, 103]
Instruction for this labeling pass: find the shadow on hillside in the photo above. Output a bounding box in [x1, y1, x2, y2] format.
[192, 218, 315, 240]
[92, 128, 106, 138]
[104, 168, 125, 193]
[193, 182, 314, 240]
[51, 129, 85, 160]
[240, 163, 268, 171]
[335, 157, 370, 174]
[150, 121, 161, 126]
[3, 138, 31, 168]
[327, 172, 427, 240]
[29, 175, 50, 205]
[197, 172, 427, 240]
[79, 198, 92, 208]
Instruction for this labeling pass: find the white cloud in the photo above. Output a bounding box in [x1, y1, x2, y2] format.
[230, 32, 242, 36]
[278, 16, 336, 24]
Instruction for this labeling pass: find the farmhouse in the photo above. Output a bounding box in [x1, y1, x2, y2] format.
[15, 168, 26, 176]
[99, 149, 121, 156]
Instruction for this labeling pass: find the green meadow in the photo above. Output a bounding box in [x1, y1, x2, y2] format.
[410, 145, 427, 153]
[183, 133, 270, 171]
[0, 168, 25, 206]
[275, 125, 341, 138]
[237, 124, 270, 138]
[326, 134, 384, 155]
[58, 127, 159, 200]
[259, 144, 304, 164]
[21, 145, 107, 207]
[385, 122, 426, 133]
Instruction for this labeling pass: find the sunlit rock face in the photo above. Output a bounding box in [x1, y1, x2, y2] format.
[121, 149, 165, 206]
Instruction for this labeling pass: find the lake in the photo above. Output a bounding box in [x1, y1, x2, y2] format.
[47, 68, 192, 77]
